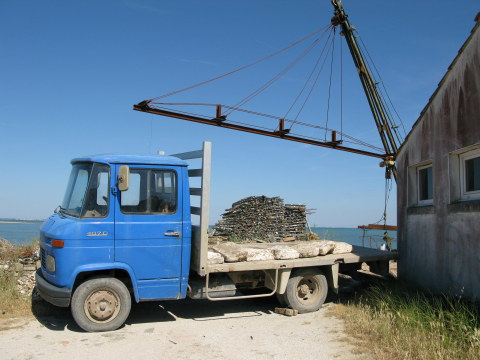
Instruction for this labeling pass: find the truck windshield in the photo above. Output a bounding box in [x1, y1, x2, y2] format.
[61, 163, 110, 218]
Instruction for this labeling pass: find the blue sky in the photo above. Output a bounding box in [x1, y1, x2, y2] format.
[1, 0, 478, 226]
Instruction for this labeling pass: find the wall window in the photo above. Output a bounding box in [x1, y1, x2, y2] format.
[450, 145, 480, 202]
[418, 166, 433, 201]
[417, 164, 433, 204]
[460, 149, 480, 200]
[120, 169, 178, 214]
[408, 161, 433, 207]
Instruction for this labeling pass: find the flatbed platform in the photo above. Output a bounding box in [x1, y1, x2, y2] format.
[208, 245, 397, 273]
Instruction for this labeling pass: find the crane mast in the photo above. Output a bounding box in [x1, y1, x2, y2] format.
[330, 0, 398, 179]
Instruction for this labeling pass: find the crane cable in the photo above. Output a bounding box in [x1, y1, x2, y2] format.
[288, 29, 336, 130]
[340, 29, 343, 141]
[324, 27, 336, 140]
[279, 27, 335, 123]
[356, 32, 407, 141]
[147, 25, 332, 103]
[373, 175, 393, 227]
[224, 27, 332, 117]
[143, 24, 397, 155]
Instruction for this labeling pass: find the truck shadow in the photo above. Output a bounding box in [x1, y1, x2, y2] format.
[30, 292, 290, 332]
[128, 296, 278, 325]
[30, 293, 178, 332]
[32, 287, 357, 332]
[30, 292, 79, 332]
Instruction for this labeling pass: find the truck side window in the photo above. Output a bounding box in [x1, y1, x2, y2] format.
[120, 169, 177, 215]
[82, 163, 110, 218]
[121, 173, 141, 207]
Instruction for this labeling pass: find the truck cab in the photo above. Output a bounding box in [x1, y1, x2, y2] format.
[36, 154, 193, 331]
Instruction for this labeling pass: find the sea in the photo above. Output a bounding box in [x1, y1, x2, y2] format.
[0, 220, 397, 250]
[311, 227, 397, 250]
[0, 219, 45, 245]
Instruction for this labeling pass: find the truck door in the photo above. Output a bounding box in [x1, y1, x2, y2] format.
[114, 165, 183, 300]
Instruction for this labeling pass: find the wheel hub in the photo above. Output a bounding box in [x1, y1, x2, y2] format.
[296, 276, 319, 305]
[85, 290, 119, 322]
[298, 284, 310, 297]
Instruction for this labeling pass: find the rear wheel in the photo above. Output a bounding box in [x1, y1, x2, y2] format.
[283, 268, 328, 313]
[71, 277, 131, 332]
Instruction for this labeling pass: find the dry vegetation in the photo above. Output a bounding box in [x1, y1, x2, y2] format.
[0, 239, 38, 319]
[0, 240, 38, 262]
[331, 280, 480, 360]
[0, 269, 32, 318]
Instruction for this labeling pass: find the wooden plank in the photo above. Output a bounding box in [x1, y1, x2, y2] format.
[191, 206, 201, 216]
[190, 187, 202, 196]
[171, 149, 203, 160]
[358, 224, 398, 231]
[188, 169, 202, 177]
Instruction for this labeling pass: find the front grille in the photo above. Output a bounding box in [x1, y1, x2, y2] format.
[40, 248, 46, 269]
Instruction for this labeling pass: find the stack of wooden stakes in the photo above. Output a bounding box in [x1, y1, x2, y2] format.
[213, 196, 307, 242]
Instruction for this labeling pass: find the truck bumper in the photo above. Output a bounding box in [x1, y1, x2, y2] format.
[35, 269, 71, 307]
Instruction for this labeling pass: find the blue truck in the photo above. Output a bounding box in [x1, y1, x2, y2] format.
[35, 142, 396, 332]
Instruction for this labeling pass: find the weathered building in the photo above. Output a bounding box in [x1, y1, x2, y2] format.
[397, 15, 480, 299]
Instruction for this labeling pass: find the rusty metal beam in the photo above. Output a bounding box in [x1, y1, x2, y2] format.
[133, 103, 387, 159]
[358, 224, 398, 231]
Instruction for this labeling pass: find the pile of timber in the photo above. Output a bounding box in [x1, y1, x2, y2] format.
[207, 240, 353, 264]
[284, 204, 308, 239]
[213, 196, 307, 242]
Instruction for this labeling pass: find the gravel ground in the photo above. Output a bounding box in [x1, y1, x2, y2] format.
[0, 296, 365, 360]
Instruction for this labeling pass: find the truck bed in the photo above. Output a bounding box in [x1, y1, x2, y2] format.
[175, 142, 397, 277]
[207, 245, 397, 273]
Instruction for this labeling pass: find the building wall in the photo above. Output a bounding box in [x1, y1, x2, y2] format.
[396, 24, 480, 299]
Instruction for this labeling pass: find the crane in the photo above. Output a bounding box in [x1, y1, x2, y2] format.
[134, 0, 401, 180]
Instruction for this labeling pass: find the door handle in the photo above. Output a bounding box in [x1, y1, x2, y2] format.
[164, 231, 180, 237]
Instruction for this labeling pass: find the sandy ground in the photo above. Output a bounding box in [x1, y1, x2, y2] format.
[0, 296, 365, 360]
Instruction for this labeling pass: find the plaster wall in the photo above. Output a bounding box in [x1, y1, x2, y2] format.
[396, 24, 480, 299]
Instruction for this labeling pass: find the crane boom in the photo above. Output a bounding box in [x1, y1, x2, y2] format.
[330, 0, 398, 179]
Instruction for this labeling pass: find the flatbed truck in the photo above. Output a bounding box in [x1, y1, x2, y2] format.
[36, 142, 397, 332]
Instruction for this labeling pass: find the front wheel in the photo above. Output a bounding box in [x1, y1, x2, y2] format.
[71, 277, 131, 332]
[283, 268, 328, 313]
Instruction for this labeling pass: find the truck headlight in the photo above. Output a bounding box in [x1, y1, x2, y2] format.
[46, 255, 56, 272]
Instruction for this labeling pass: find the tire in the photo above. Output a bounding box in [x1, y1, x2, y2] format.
[283, 268, 328, 313]
[71, 277, 131, 332]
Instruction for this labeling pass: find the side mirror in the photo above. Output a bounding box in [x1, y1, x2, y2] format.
[118, 165, 130, 191]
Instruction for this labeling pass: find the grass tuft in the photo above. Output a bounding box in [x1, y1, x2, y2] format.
[331, 280, 480, 360]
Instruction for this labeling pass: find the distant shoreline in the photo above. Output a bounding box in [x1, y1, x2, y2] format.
[0, 221, 38, 224]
